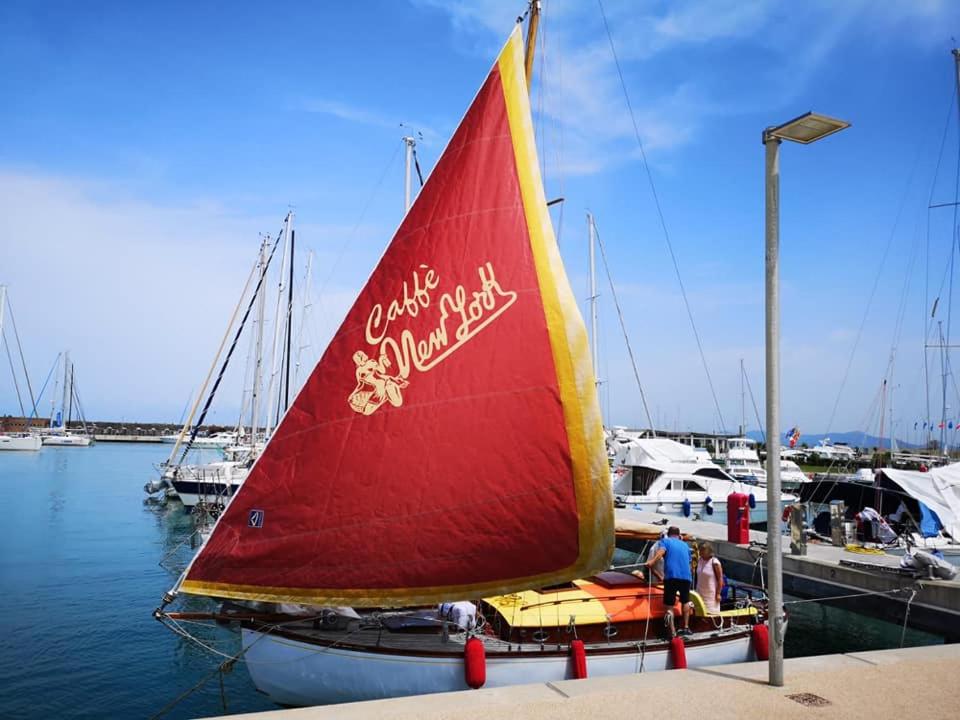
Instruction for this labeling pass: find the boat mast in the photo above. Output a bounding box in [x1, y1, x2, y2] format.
[266, 213, 292, 437]
[283, 225, 296, 413]
[523, 1, 541, 93]
[740, 358, 745, 437]
[939, 320, 948, 453]
[62, 351, 71, 430]
[403, 136, 416, 212]
[250, 238, 269, 443]
[587, 212, 600, 392]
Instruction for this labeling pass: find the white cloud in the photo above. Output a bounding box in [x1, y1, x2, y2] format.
[0, 170, 378, 422]
[415, 0, 960, 176]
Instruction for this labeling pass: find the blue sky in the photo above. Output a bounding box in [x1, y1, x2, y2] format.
[2, 0, 960, 441]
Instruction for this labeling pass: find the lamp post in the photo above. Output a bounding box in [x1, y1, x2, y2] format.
[763, 111, 849, 687]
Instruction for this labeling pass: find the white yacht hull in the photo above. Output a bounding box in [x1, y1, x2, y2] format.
[169, 461, 248, 509]
[241, 628, 757, 707]
[622, 498, 796, 525]
[0, 434, 42, 451]
[42, 434, 92, 447]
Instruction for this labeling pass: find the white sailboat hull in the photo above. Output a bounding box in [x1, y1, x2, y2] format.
[0, 434, 42, 451]
[169, 461, 248, 509]
[41, 434, 92, 446]
[241, 628, 757, 707]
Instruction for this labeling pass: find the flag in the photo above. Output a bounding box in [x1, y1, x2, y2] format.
[788, 427, 801, 448]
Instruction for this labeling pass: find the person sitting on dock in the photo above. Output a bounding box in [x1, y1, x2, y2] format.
[645, 526, 693, 637]
[696, 542, 724, 614]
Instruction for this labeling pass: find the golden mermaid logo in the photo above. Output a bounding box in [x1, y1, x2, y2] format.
[348, 262, 517, 415]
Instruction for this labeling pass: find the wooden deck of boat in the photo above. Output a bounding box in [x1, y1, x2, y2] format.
[615, 508, 960, 640]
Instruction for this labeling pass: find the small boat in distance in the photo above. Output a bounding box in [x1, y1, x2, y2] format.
[40, 351, 92, 447]
[724, 437, 767, 485]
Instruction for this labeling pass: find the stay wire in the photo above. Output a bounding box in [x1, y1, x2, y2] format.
[742, 363, 765, 442]
[1, 328, 25, 415]
[597, 0, 726, 432]
[317, 140, 402, 302]
[824, 113, 927, 436]
[924, 85, 958, 441]
[593, 220, 656, 432]
[4, 296, 38, 417]
[180, 231, 283, 465]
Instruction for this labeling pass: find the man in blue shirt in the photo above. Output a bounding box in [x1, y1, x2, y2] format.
[645, 526, 693, 637]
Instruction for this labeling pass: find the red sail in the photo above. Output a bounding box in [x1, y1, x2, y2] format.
[180, 27, 612, 606]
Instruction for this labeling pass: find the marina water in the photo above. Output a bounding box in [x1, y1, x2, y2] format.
[0, 444, 944, 719]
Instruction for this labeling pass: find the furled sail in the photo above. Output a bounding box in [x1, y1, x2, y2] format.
[179, 26, 612, 606]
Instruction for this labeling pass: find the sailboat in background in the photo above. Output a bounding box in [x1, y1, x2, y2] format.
[40, 351, 93, 446]
[0, 285, 42, 451]
[157, 17, 769, 706]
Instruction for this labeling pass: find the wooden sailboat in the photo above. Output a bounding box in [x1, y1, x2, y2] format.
[158, 15, 768, 706]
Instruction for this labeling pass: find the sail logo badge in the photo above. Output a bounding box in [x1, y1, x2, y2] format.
[348, 262, 517, 415]
[248, 509, 265, 528]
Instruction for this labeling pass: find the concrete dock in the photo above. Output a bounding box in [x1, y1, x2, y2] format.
[617, 509, 960, 640]
[210, 644, 960, 719]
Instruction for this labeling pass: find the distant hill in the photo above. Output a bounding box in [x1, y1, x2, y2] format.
[745, 430, 922, 450]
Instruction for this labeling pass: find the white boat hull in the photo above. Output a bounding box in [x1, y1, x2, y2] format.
[41, 434, 92, 447]
[0, 435, 42, 450]
[0, 434, 42, 451]
[620, 499, 786, 525]
[241, 628, 757, 707]
[169, 461, 248, 509]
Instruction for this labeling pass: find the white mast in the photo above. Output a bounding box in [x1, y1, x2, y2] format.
[0, 286, 6, 351]
[403, 136, 416, 212]
[740, 358, 746, 437]
[62, 351, 71, 429]
[250, 238, 269, 443]
[294, 250, 315, 391]
[266, 212, 292, 437]
[587, 212, 600, 393]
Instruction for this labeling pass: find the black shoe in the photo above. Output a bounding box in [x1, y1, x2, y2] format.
[678, 628, 692, 637]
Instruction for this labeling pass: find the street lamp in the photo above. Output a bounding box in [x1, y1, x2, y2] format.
[763, 111, 849, 688]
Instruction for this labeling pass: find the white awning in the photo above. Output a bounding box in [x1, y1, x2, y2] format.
[881, 462, 960, 539]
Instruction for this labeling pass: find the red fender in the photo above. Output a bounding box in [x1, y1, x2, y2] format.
[464, 637, 486, 689]
[752, 623, 770, 661]
[570, 639, 587, 679]
[670, 635, 687, 669]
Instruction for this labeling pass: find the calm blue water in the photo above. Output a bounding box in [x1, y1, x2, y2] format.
[0, 443, 274, 719]
[0, 443, 944, 719]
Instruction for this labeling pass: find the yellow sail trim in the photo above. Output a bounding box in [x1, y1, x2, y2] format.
[497, 26, 613, 576]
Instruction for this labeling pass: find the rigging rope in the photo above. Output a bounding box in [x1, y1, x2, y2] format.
[596, 0, 727, 433]
[316, 140, 402, 314]
[4, 296, 38, 417]
[924, 86, 958, 443]
[742, 362, 765, 442]
[180, 233, 283, 465]
[1, 328, 25, 416]
[593, 220, 656, 432]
